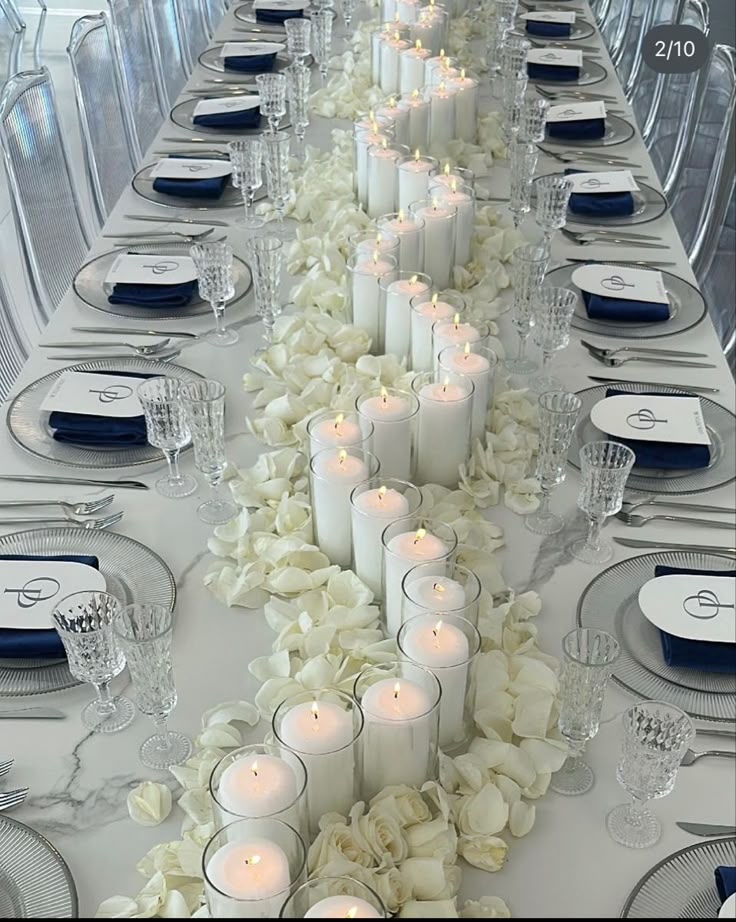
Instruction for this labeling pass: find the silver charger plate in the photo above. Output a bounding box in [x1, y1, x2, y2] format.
[73, 242, 253, 320]
[132, 159, 256, 211]
[622, 837, 736, 918]
[0, 815, 78, 916]
[528, 58, 607, 87]
[569, 384, 736, 495]
[6, 357, 202, 469]
[540, 113, 636, 148]
[544, 262, 706, 338]
[533, 175, 668, 227]
[198, 44, 290, 75]
[170, 97, 291, 135]
[0, 526, 176, 697]
[577, 551, 736, 723]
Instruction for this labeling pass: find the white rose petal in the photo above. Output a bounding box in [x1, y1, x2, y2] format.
[509, 801, 536, 837]
[127, 782, 172, 827]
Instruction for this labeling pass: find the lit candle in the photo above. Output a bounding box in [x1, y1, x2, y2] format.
[355, 122, 392, 209]
[410, 12, 436, 56]
[357, 387, 416, 482]
[380, 0, 396, 23]
[217, 755, 298, 818]
[424, 50, 456, 88]
[367, 139, 402, 219]
[410, 197, 456, 289]
[400, 39, 430, 94]
[410, 291, 458, 371]
[351, 483, 411, 595]
[428, 80, 457, 154]
[311, 448, 371, 568]
[404, 574, 466, 612]
[383, 526, 449, 635]
[435, 179, 475, 266]
[375, 95, 410, 148]
[416, 5, 447, 56]
[413, 373, 473, 487]
[349, 249, 396, 346]
[447, 69, 479, 142]
[397, 149, 437, 213]
[438, 342, 494, 444]
[308, 411, 364, 457]
[351, 229, 400, 262]
[371, 26, 392, 85]
[428, 160, 467, 192]
[205, 839, 290, 915]
[383, 271, 431, 358]
[402, 88, 430, 152]
[378, 208, 425, 273]
[432, 313, 481, 364]
[396, 0, 421, 22]
[380, 31, 410, 94]
[305, 896, 381, 918]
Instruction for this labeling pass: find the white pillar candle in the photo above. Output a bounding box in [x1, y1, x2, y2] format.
[371, 29, 390, 85]
[357, 388, 416, 482]
[349, 250, 396, 345]
[436, 180, 474, 267]
[205, 839, 290, 917]
[375, 97, 411, 148]
[410, 293, 456, 371]
[428, 81, 457, 152]
[384, 273, 430, 358]
[397, 151, 437, 214]
[410, 14, 437, 55]
[384, 527, 449, 635]
[448, 70, 479, 142]
[355, 125, 392, 209]
[417, 8, 446, 56]
[432, 314, 481, 364]
[380, 32, 410, 95]
[308, 411, 364, 457]
[439, 343, 493, 444]
[380, 0, 397, 22]
[401, 616, 469, 747]
[217, 755, 298, 818]
[311, 449, 370, 567]
[351, 229, 400, 261]
[424, 53, 456, 87]
[410, 198, 456, 289]
[400, 40, 430, 94]
[378, 209, 425, 273]
[403, 90, 431, 154]
[405, 574, 466, 612]
[367, 141, 402, 219]
[414, 375, 473, 487]
[351, 485, 411, 595]
[278, 700, 356, 830]
[397, 0, 420, 22]
[306, 896, 382, 919]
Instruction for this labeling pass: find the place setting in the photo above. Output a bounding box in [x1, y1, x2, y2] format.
[526, 45, 607, 86]
[515, 7, 596, 41]
[130, 153, 250, 211]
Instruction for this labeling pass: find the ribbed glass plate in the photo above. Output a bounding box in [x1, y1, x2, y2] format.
[0, 816, 78, 917]
[539, 114, 636, 149]
[622, 837, 736, 918]
[0, 526, 176, 696]
[198, 44, 290, 74]
[528, 59, 607, 86]
[6, 357, 202, 469]
[577, 550, 736, 722]
[170, 97, 291, 134]
[569, 384, 736, 495]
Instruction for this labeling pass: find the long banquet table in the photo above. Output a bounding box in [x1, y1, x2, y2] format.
[0, 1, 734, 916]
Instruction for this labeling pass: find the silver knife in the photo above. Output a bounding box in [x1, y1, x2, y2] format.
[73, 327, 198, 339]
[569, 258, 678, 267]
[0, 474, 148, 490]
[47, 351, 181, 361]
[676, 822, 736, 837]
[587, 376, 721, 394]
[614, 537, 736, 556]
[0, 707, 65, 719]
[123, 214, 231, 227]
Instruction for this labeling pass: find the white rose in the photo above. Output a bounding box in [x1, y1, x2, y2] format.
[400, 900, 459, 918]
[400, 858, 461, 900]
[369, 786, 432, 827]
[404, 817, 458, 863]
[308, 822, 374, 872]
[351, 803, 409, 864]
[461, 896, 511, 918]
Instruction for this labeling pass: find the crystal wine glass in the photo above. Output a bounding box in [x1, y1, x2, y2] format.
[499, 35, 530, 80]
[251, 234, 283, 345]
[550, 628, 620, 796]
[493, 0, 518, 26]
[535, 174, 573, 247]
[263, 130, 292, 235]
[312, 8, 333, 83]
[530, 285, 576, 392]
[286, 62, 310, 154]
[114, 604, 193, 769]
[506, 242, 549, 375]
[607, 701, 694, 848]
[501, 73, 528, 143]
[508, 139, 538, 228]
[52, 591, 135, 734]
[518, 95, 549, 150]
[227, 137, 264, 230]
[190, 240, 238, 347]
[485, 16, 507, 82]
[255, 72, 287, 135]
[285, 17, 311, 65]
[525, 390, 582, 535]
[571, 440, 636, 564]
[137, 377, 197, 499]
[181, 379, 236, 525]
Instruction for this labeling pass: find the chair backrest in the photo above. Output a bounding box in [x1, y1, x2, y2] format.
[600, 0, 635, 65]
[700, 189, 735, 369]
[32, 0, 45, 68]
[174, 0, 210, 73]
[68, 13, 137, 226]
[0, 68, 91, 321]
[201, 0, 226, 36]
[0, 270, 30, 404]
[148, 0, 188, 105]
[0, 0, 24, 81]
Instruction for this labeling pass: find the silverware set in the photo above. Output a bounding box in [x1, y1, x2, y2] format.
[680, 746, 736, 766]
[0, 475, 148, 490]
[541, 148, 642, 169]
[622, 494, 736, 515]
[0, 494, 115, 516]
[0, 510, 124, 530]
[0, 492, 125, 530]
[677, 822, 736, 836]
[616, 510, 735, 530]
[561, 228, 670, 250]
[583, 340, 715, 369]
[0, 760, 28, 813]
[72, 325, 198, 339]
[581, 339, 708, 360]
[123, 213, 230, 228]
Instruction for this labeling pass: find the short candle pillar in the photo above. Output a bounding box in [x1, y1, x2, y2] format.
[432, 314, 489, 368]
[439, 343, 498, 445]
[375, 96, 411, 148]
[348, 228, 400, 265]
[397, 150, 438, 214]
[409, 288, 465, 372]
[279, 876, 388, 918]
[401, 560, 482, 626]
[411, 370, 474, 487]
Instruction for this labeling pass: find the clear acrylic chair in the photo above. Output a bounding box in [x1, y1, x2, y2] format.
[0, 68, 92, 321]
[174, 0, 210, 73]
[701, 189, 735, 372]
[31, 0, 45, 68]
[0, 0, 24, 81]
[68, 13, 138, 227]
[147, 0, 188, 106]
[201, 0, 226, 37]
[599, 0, 635, 67]
[0, 270, 29, 405]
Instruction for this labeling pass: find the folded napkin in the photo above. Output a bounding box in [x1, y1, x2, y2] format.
[526, 21, 572, 37]
[192, 105, 262, 130]
[582, 288, 670, 322]
[0, 554, 100, 659]
[654, 565, 735, 673]
[716, 867, 736, 903]
[48, 370, 155, 447]
[528, 62, 580, 81]
[547, 117, 605, 141]
[565, 167, 635, 218]
[255, 6, 303, 21]
[604, 388, 711, 469]
[108, 280, 197, 309]
[152, 154, 230, 200]
[223, 51, 277, 72]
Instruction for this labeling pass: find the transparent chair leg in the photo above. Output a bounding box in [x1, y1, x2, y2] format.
[156, 448, 197, 498]
[198, 477, 236, 525]
[83, 680, 135, 734]
[207, 297, 239, 347]
[140, 716, 193, 770]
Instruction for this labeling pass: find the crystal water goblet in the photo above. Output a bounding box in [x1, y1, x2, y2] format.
[137, 376, 197, 499]
[52, 591, 135, 734]
[255, 72, 287, 135]
[227, 137, 264, 229]
[506, 242, 549, 375]
[263, 130, 292, 235]
[518, 95, 549, 148]
[312, 8, 333, 83]
[486, 17, 507, 81]
[285, 18, 311, 64]
[525, 390, 582, 535]
[181, 379, 236, 525]
[530, 285, 576, 392]
[114, 604, 193, 769]
[492, 0, 518, 26]
[550, 628, 620, 796]
[501, 73, 528, 143]
[607, 701, 694, 849]
[535, 174, 573, 247]
[500, 35, 530, 80]
[251, 234, 283, 345]
[190, 240, 238, 347]
[286, 63, 310, 153]
[571, 440, 636, 564]
[508, 139, 538, 228]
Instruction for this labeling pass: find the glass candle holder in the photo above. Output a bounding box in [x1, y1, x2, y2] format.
[348, 228, 400, 264]
[428, 81, 457, 154]
[375, 95, 411, 148]
[307, 409, 373, 458]
[273, 689, 364, 834]
[367, 140, 406, 219]
[434, 180, 475, 267]
[402, 561, 482, 627]
[379, 270, 432, 358]
[409, 197, 457, 290]
[398, 612, 480, 753]
[425, 54, 458, 88]
[397, 0, 421, 23]
[411, 370, 474, 488]
[350, 477, 422, 596]
[203, 818, 307, 919]
[431, 316, 491, 369]
[377, 209, 425, 273]
[409, 289, 465, 371]
[356, 386, 419, 482]
[429, 161, 475, 193]
[380, 31, 411, 94]
[417, 6, 448, 54]
[346, 251, 398, 349]
[447, 70, 479, 143]
[371, 26, 392, 85]
[439, 344, 498, 445]
[397, 151, 439, 213]
[400, 39, 431, 95]
[353, 661, 441, 800]
[401, 88, 431, 151]
[210, 744, 309, 843]
[381, 516, 457, 636]
[354, 119, 394, 208]
[279, 876, 387, 918]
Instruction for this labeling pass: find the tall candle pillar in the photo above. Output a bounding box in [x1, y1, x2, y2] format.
[378, 209, 425, 273]
[397, 150, 438, 214]
[380, 31, 410, 94]
[380, 270, 432, 359]
[357, 386, 419, 482]
[367, 140, 403, 219]
[354, 121, 393, 208]
[375, 96, 411, 148]
[428, 81, 457, 153]
[435, 180, 475, 267]
[411, 370, 474, 487]
[400, 39, 431, 94]
[409, 197, 456, 289]
[448, 69, 479, 142]
[347, 250, 397, 348]
[439, 344, 498, 445]
[402, 88, 431, 152]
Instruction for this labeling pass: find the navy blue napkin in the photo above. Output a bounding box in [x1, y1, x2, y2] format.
[547, 117, 605, 141]
[152, 153, 230, 200]
[192, 105, 262, 130]
[716, 867, 736, 902]
[604, 389, 711, 469]
[255, 6, 303, 21]
[526, 20, 572, 37]
[654, 565, 735, 674]
[582, 288, 670, 322]
[48, 370, 155, 447]
[565, 167, 635, 218]
[223, 51, 277, 72]
[528, 62, 580, 81]
[108, 280, 197, 309]
[0, 554, 100, 659]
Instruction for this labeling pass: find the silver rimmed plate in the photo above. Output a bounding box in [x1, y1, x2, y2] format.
[198, 44, 290, 75]
[569, 384, 736, 496]
[528, 58, 607, 86]
[0, 816, 78, 916]
[577, 551, 736, 723]
[132, 159, 261, 211]
[544, 262, 706, 338]
[0, 526, 176, 696]
[170, 97, 291, 135]
[533, 175, 668, 228]
[73, 243, 253, 320]
[540, 113, 636, 148]
[622, 838, 736, 918]
[6, 357, 202, 469]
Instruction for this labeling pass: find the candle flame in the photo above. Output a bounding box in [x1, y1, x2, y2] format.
[244, 855, 261, 867]
[335, 413, 344, 429]
[393, 29, 400, 40]
[442, 376, 449, 392]
[378, 485, 387, 500]
[311, 701, 320, 720]
[460, 67, 466, 80]
[439, 48, 445, 58]
[380, 385, 388, 402]
[370, 119, 378, 133]
[414, 148, 420, 161]
[433, 581, 445, 593]
[368, 109, 374, 121]
[394, 681, 401, 699]
[453, 312, 460, 327]
[464, 341, 471, 356]
[345, 910, 359, 920]
[443, 162, 450, 176]
[432, 620, 443, 638]
[415, 38, 422, 50]
[439, 80, 446, 92]
[431, 195, 438, 210]
[376, 232, 382, 246]
[398, 207, 405, 221]
[372, 249, 379, 264]
[414, 528, 426, 544]
[251, 760, 259, 777]
[338, 449, 347, 465]
[431, 292, 438, 306]
[410, 274, 418, 285]
[389, 95, 396, 108]
[381, 136, 388, 149]
[393, 11, 400, 19]
[451, 178, 457, 193]
[411, 88, 419, 99]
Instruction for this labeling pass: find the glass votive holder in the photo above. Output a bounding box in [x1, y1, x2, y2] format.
[431, 315, 492, 369]
[310, 446, 380, 569]
[401, 561, 482, 627]
[203, 817, 307, 919]
[209, 745, 309, 844]
[409, 288, 466, 371]
[379, 269, 432, 358]
[273, 689, 364, 834]
[438, 344, 498, 445]
[353, 661, 441, 800]
[409, 197, 456, 290]
[348, 228, 400, 265]
[279, 876, 388, 918]
[398, 612, 481, 753]
[381, 515, 457, 636]
[350, 477, 423, 597]
[396, 151, 439, 214]
[448, 70, 480, 143]
[375, 95, 411, 148]
[410, 370, 474, 488]
[429, 161, 476, 192]
[346, 250, 398, 350]
[367, 140, 407, 220]
[427, 82, 458, 157]
[380, 31, 411, 95]
[377, 209, 425, 273]
[354, 120, 394, 208]
[434, 180, 476, 267]
[307, 409, 374, 458]
[356, 386, 419, 482]
[401, 88, 431, 152]
[417, 7, 448, 55]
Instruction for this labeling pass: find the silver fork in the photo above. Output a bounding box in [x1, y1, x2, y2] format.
[622, 495, 736, 515]
[563, 232, 669, 250]
[0, 759, 13, 779]
[617, 511, 736, 529]
[0, 495, 114, 515]
[681, 748, 736, 766]
[124, 214, 230, 227]
[581, 339, 709, 359]
[42, 340, 171, 357]
[0, 788, 28, 812]
[593, 353, 715, 368]
[0, 511, 124, 530]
